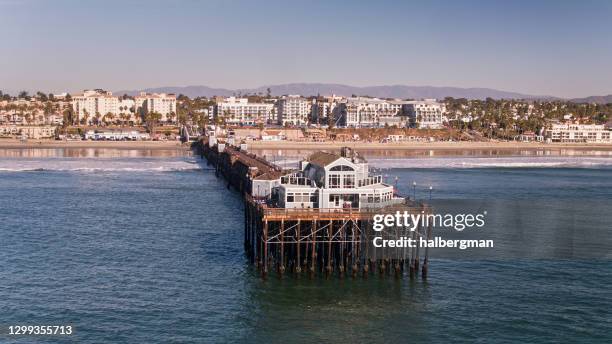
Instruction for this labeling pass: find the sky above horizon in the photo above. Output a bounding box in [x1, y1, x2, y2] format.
[1, 0, 611, 98]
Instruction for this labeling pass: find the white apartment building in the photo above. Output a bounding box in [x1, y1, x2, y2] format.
[72, 90, 136, 124]
[338, 97, 405, 128]
[214, 97, 273, 125]
[72, 90, 118, 123]
[117, 98, 136, 121]
[403, 100, 444, 129]
[134, 92, 177, 123]
[545, 123, 612, 143]
[275, 148, 401, 210]
[0, 125, 56, 139]
[276, 95, 311, 126]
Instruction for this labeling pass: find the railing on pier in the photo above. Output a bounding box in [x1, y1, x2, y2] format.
[359, 197, 407, 209]
[246, 195, 429, 221]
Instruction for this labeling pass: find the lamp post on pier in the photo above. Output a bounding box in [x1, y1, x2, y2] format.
[412, 181, 416, 201]
[429, 185, 433, 202]
[394, 176, 399, 196]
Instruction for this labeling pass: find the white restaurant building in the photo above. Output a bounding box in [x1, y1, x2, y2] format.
[273, 148, 401, 210]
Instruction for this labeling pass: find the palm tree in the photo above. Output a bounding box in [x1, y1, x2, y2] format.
[163, 112, 173, 125]
[144, 111, 162, 134]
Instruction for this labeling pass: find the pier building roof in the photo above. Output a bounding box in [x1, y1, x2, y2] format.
[307, 151, 341, 167]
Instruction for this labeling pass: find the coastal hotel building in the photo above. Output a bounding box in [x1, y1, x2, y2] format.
[338, 98, 444, 129]
[72, 90, 176, 124]
[211, 97, 275, 125]
[211, 95, 312, 126]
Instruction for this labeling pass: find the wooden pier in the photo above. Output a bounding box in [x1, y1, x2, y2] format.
[199, 139, 433, 279]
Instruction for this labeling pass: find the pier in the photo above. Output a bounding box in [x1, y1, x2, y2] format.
[199, 138, 433, 279]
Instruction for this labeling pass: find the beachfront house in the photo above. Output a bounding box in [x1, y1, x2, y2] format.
[275, 148, 400, 209]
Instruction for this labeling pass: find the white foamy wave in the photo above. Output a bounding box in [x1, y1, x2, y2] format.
[0, 158, 205, 173]
[366, 156, 612, 169]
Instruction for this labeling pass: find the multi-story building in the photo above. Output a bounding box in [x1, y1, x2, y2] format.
[545, 123, 612, 143]
[276, 95, 311, 126]
[403, 100, 444, 129]
[72, 90, 139, 125]
[0, 125, 56, 139]
[311, 95, 343, 125]
[134, 92, 177, 123]
[116, 98, 136, 122]
[337, 97, 406, 128]
[72, 90, 119, 124]
[213, 97, 273, 126]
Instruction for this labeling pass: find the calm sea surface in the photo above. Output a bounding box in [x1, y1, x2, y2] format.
[1, 148, 611, 343]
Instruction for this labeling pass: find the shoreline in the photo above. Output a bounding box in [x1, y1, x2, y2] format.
[1, 138, 612, 152]
[0, 139, 189, 150]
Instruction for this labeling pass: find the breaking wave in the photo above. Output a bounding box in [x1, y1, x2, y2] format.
[0, 158, 205, 173]
[366, 156, 612, 169]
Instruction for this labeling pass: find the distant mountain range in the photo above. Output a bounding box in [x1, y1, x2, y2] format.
[115, 83, 611, 103]
[569, 95, 612, 104]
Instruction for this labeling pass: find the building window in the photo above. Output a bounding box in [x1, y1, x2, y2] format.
[329, 194, 340, 207]
[343, 175, 355, 188]
[329, 174, 340, 188]
[330, 165, 354, 171]
[310, 193, 318, 202]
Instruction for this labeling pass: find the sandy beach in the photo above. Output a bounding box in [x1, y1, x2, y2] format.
[0, 139, 189, 150]
[2, 138, 612, 152]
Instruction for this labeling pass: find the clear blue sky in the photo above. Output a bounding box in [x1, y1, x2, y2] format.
[1, 0, 611, 98]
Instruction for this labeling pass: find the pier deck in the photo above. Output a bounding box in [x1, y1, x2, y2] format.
[200, 139, 432, 278]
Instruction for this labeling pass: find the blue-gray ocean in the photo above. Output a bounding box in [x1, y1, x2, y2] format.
[1, 148, 611, 343]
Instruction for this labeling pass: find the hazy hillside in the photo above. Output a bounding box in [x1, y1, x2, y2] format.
[570, 95, 612, 104]
[116, 83, 554, 100]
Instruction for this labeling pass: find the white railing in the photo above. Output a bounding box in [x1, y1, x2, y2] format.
[358, 175, 383, 187]
[359, 197, 406, 209]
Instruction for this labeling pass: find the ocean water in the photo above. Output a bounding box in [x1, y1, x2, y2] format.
[1, 149, 611, 343]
